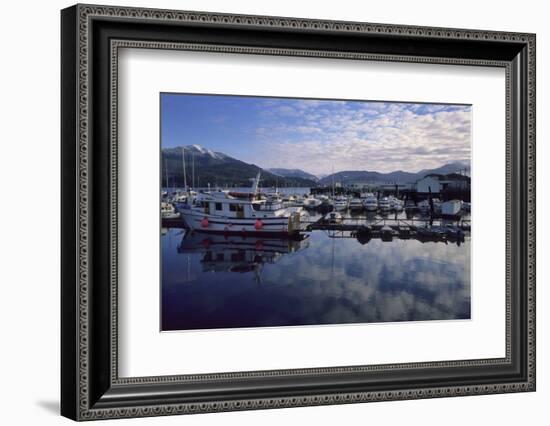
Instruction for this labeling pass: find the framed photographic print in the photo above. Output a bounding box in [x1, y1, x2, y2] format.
[61, 4, 536, 421]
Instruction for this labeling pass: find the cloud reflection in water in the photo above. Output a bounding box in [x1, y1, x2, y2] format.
[161, 230, 470, 331]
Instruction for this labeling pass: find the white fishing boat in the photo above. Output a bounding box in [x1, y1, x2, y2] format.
[263, 189, 283, 203]
[349, 197, 364, 212]
[317, 194, 333, 207]
[161, 202, 180, 219]
[391, 197, 404, 211]
[303, 195, 322, 210]
[333, 196, 349, 211]
[324, 211, 343, 223]
[363, 195, 378, 211]
[441, 199, 463, 216]
[179, 172, 308, 235]
[378, 197, 392, 211]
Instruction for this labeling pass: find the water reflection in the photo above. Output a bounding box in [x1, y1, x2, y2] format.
[162, 227, 470, 331]
[176, 232, 309, 275]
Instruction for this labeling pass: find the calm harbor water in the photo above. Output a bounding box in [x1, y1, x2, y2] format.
[161, 208, 471, 331]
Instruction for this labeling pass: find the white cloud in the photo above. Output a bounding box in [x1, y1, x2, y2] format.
[251, 102, 471, 175]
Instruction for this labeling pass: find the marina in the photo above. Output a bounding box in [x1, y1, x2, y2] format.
[161, 174, 471, 243]
[162, 181, 471, 330]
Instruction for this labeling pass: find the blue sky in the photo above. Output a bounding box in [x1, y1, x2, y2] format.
[161, 93, 471, 176]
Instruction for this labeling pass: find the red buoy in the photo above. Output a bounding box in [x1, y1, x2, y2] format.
[200, 217, 209, 228]
[254, 219, 263, 230]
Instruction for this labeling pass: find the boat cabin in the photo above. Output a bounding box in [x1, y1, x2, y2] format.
[193, 191, 288, 219]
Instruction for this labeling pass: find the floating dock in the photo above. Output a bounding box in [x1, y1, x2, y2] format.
[307, 216, 469, 244]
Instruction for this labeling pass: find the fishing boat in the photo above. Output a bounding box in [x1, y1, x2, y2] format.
[179, 172, 308, 236]
[263, 189, 283, 203]
[363, 194, 378, 212]
[161, 202, 180, 219]
[333, 195, 349, 211]
[378, 197, 392, 211]
[394, 200, 404, 211]
[303, 195, 322, 210]
[317, 194, 332, 206]
[349, 197, 364, 212]
[388, 196, 404, 211]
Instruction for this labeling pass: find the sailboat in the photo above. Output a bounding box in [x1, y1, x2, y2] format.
[330, 165, 348, 211]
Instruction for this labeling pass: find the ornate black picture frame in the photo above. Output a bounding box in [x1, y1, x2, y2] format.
[61, 4, 536, 421]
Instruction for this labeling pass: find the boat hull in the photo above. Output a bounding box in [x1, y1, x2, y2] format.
[181, 210, 305, 235]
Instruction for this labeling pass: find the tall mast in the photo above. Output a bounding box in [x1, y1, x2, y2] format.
[332, 165, 335, 197]
[164, 157, 169, 190]
[181, 147, 187, 190]
[192, 153, 195, 189]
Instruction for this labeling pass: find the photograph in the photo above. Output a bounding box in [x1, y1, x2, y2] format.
[160, 94, 472, 331]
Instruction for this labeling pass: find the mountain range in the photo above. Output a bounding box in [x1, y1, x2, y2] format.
[267, 168, 319, 182]
[162, 145, 318, 188]
[318, 161, 469, 186]
[162, 145, 469, 188]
